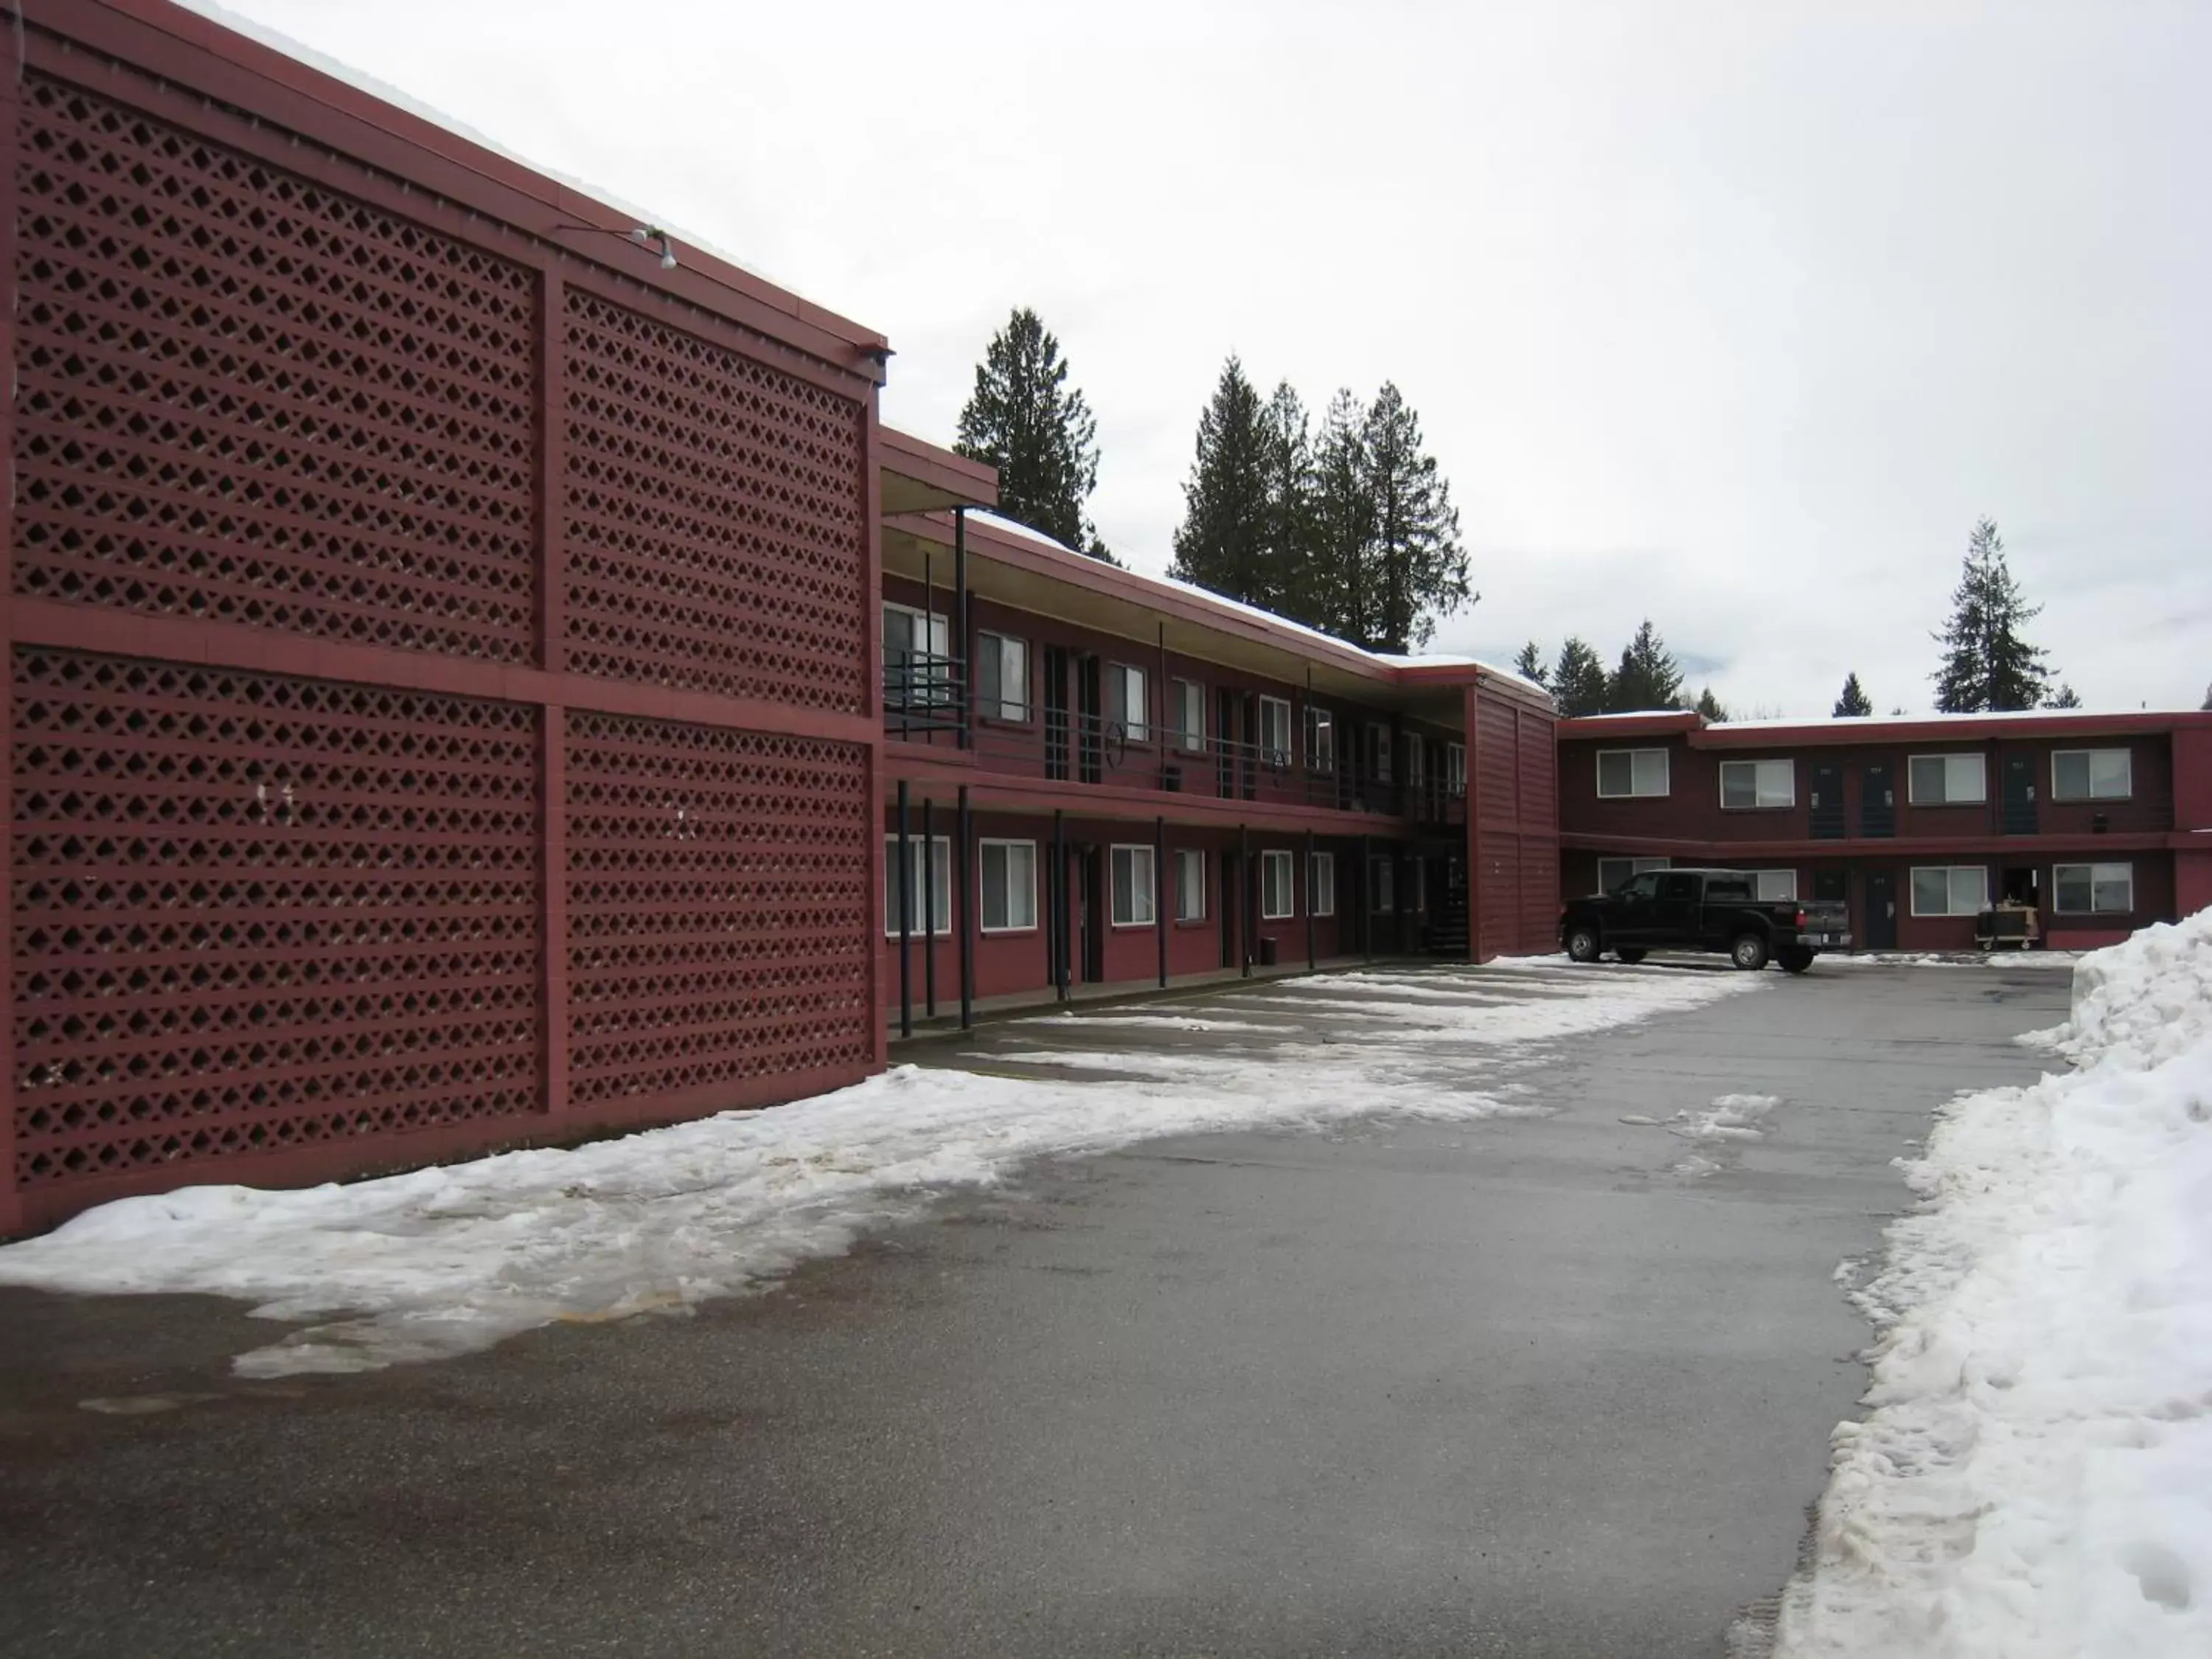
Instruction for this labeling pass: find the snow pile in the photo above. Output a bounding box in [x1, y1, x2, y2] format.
[0, 963, 1755, 1378]
[1774, 912, 2212, 1658]
[1666, 1093, 1780, 1142]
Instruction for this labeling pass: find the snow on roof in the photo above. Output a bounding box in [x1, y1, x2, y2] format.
[172, 0, 804, 301]
[963, 511, 1542, 695]
[1710, 708, 2199, 730]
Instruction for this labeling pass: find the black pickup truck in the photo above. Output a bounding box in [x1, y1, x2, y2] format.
[1560, 868, 1851, 973]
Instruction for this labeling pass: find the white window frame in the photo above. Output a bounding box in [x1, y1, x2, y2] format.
[2053, 861, 2132, 915]
[1110, 843, 1156, 927]
[1306, 706, 1336, 772]
[1258, 695, 1293, 767]
[1174, 846, 1206, 922]
[1371, 724, 1394, 784]
[1910, 864, 1989, 917]
[1171, 678, 1206, 753]
[883, 834, 952, 936]
[1310, 850, 1336, 917]
[1596, 748, 1669, 799]
[1446, 742, 1467, 797]
[882, 602, 950, 704]
[977, 838, 1037, 933]
[1907, 753, 1987, 806]
[1110, 664, 1150, 742]
[1405, 732, 1425, 786]
[1259, 849, 1296, 920]
[1719, 757, 1795, 810]
[2051, 748, 2132, 802]
[973, 630, 1029, 723]
[1596, 855, 1669, 894]
[1370, 855, 1396, 914]
[1752, 869, 1798, 902]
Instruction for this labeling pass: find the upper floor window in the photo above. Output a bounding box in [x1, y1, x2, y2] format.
[1596, 748, 1669, 799]
[1171, 679, 1206, 752]
[1909, 753, 1986, 806]
[975, 632, 1029, 722]
[1110, 664, 1149, 742]
[1306, 707, 1336, 772]
[1258, 695, 1293, 766]
[1371, 724, 1394, 783]
[1719, 757, 1794, 810]
[1405, 733, 1426, 786]
[1446, 742, 1467, 796]
[882, 603, 948, 706]
[2053, 861, 2132, 914]
[2052, 748, 2131, 801]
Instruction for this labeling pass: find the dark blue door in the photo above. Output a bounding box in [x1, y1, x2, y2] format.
[1865, 870, 1897, 949]
[1860, 761, 1896, 837]
[1809, 763, 1845, 838]
[2002, 754, 2037, 834]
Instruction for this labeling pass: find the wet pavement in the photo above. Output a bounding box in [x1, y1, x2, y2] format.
[0, 959, 2070, 1658]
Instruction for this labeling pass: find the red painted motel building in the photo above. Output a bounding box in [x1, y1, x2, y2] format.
[0, 0, 2202, 1232]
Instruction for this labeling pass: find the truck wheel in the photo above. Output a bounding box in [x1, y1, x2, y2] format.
[1615, 948, 1648, 964]
[1566, 925, 1601, 964]
[1778, 947, 1814, 974]
[1731, 932, 1770, 971]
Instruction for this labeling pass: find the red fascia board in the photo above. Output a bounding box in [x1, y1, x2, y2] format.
[1690, 712, 2212, 748]
[897, 512, 1401, 685]
[1557, 713, 1702, 741]
[881, 754, 1411, 835]
[1559, 830, 2174, 859]
[880, 428, 998, 507]
[53, 0, 887, 371]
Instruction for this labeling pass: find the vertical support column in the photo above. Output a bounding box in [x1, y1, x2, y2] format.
[863, 406, 889, 1068]
[0, 35, 21, 1234]
[1360, 833, 1374, 963]
[953, 507, 970, 750]
[897, 779, 913, 1040]
[535, 270, 570, 1119]
[957, 785, 975, 1029]
[1464, 682, 1483, 964]
[1156, 624, 1169, 779]
[1155, 815, 1168, 989]
[1305, 829, 1317, 971]
[1239, 823, 1251, 977]
[1053, 810, 1069, 1002]
[922, 796, 936, 1020]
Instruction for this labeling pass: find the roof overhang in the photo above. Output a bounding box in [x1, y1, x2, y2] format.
[880, 427, 997, 517]
[1559, 710, 2212, 748]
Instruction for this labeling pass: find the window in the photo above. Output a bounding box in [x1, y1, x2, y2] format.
[1371, 725, 1394, 783]
[883, 835, 951, 935]
[882, 604, 948, 705]
[978, 839, 1037, 931]
[1408, 858, 1427, 913]
[1704, 875, 1753, 901]
[1172, 679, 1206, 752]
[1260, 849, 1296, 919]
[1310, 851, 1336, 917]
[1596, 855, 1669, 894]
[1175, 847, 1206, 921]
[1719, 758, 1795, 810]
[1258, 696, 1293, 766]
[1908, 754, 1986, 806]
[1446, 742, 1467, 797]
[1752, 869, 1798, 902]
[973, 632, 1029, 722]
[1405, 733, 1425, 787]
[1911, 865, 1989, 917]
[1615, 872, 1664, 902]
[1110, 844, 1156, 925]
[2052, 749, 2132, 801]
[1306, 706, 1336, 772]
[2053, 862, 2132, 914]
[1110, 664, 1149, 742]
[1596, 748, 1669, 799]
[1370, 856, 1396, 914]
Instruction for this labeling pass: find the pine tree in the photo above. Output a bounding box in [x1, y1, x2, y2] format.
[1604, 620, 1685, 713]
[2202, 681, 2212, 712]
[1694, 686, 1728, 722]
[1307, 389, 1374, 644]
[1167, 357, 1269, 602]
[1930, 518, 2051, 711]
[1832, 672, 1874, 717]
[1512, 641, 1551, 688]
[1358, 383, 1473, 653]
[2042, 683, 2081, 709]
[956, 307, 1110, 560]
[1257, 381, 1319, 624]
[1551, 638, 1609, 717]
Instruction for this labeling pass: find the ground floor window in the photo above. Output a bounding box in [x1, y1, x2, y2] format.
[978, 839, 1037, 931]
[1110, 844, 1156, 926]
[1310, 851, 1336, 917]
[1371, 856, 1396, 914]
[1596, 856, 1668, 894]
[1752, 869, 1797, 902]
[1910, 865, 1988, 917]
[1175, 847, 1206, 921]
[884, 834, 951, 935]
[1260, 849, 1296, 919]
[2053, 861, 2132, 914]
[1408, 858, 1427, 913]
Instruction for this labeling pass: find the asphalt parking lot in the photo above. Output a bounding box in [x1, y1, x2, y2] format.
[0, 957, 2071, 1658]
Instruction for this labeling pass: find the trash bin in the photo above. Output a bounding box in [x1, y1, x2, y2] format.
[1257, 935, 1280, 967]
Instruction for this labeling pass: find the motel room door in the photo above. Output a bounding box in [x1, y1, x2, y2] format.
[1865, 870, 1898, 950]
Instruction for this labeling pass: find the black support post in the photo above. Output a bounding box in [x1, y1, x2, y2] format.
[1305, 829, 1317, 972]
[1239, 822, 1251, 977]
[1155, 815, 1168, 989]
[954, 507, 970, 750]
[1360, 832, 1373, 963]
[957, 785, 974, 1030]
[1054, 808, 1069, 1002]
[897, 779, 913, 1040]
[922, 796, 936, 1020]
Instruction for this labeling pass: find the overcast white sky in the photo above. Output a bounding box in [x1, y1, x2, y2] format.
[220, 0, 2211, 716]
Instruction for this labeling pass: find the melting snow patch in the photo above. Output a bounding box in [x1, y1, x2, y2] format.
[1773, 911, 2212, 1658]
[1669, 1094, 1781, 1141]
